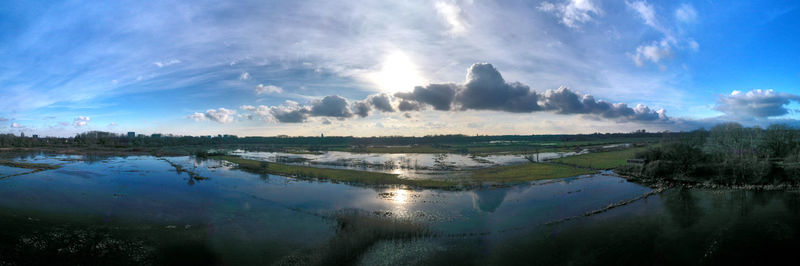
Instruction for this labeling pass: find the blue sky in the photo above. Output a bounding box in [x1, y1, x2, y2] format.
[1, 0, 799, 137]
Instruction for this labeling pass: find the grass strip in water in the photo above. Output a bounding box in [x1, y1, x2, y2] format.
[211, 155, 456, 188]
[470, 162, 594, 183]
[160, 158, 210, 182]
[550, 146, 649, 169]
[0, 159, 61, 170]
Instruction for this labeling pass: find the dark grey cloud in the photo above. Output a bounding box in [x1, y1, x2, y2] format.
[226, 63, 669, 124]
[714, 89, 800, 118]
[457, 63, 541, 112]
[398, 100, 421, 111]
[368, 94, 395, 112]
[270, 106, 309, 123]
[541, 87, 664, 121]
[395, 83, 457, 111]
[0, 117, 8, 122]
[310, 95, 352, 118]
[352, 101, 370, 118]
[397, 63, 665, 122]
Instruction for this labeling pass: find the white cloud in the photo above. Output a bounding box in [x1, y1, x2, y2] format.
[539, 0, 602, 28]
[204, 108, 236, 123]
[239, 72, 251, 80]
[188, 112, 206, 122]
[239, 105, 274, 122]
[435, 1, 469, 34]
[626, 1, 700, 67]
[675, 4, 698, 24]
[10, 122, 21, 128]
[188, 108, 237, 123]
[715, 89, 800, 118]
[255, 84, 283, 94]
[627, 1, 657, 28]
[632, 40, 672, 66]
[154, 59, 181, 68]
[73, 116, 90, 127]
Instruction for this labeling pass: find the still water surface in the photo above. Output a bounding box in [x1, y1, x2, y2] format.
[1, 153, 799, 265]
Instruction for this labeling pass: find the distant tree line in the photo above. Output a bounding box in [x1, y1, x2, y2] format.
[0, 130, 665, 149]
[621, 123, 800, 185]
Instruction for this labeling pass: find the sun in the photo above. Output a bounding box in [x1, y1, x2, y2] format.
[369, 51, 426, 94]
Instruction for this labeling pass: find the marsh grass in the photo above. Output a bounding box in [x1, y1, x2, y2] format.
[276, 210, 430, 266]
[470, 162, 594, 183]
[212, 155, 457, 188]
[551, 146, 649, 169]
[0, 207, 218, 266]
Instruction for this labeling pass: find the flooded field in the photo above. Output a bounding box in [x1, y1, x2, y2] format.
[1, 153, 799, 265]
[230, 149, 589, 180]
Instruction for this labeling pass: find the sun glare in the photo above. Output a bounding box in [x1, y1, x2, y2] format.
[390, 188, 409, 204]
[370, 51, 426, 94]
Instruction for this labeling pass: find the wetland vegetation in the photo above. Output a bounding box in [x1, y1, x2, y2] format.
[619, 123, 800, 186]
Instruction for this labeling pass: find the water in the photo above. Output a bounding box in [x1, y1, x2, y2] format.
[1, 154, 799, 265]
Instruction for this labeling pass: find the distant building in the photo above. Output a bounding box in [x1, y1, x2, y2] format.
[127, 132, 136, 138]
[277, 135, 289, 138]
[151, 133, 162, 138]
[32, 134, 39, 139]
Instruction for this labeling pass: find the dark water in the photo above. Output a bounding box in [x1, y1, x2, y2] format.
[1, 154, 799, 265]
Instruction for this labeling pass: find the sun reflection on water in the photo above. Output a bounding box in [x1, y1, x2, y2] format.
[390, 188, 409, 204]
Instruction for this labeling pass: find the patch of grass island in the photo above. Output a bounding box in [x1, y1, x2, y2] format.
[470, 162, 595, 183]
[210, 155, 456, 188]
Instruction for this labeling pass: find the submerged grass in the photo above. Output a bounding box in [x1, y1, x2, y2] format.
[0, 159, 61, 170]
[211, 155, 456, 188]
[551, 146, 649, 169]
[160, 158, 210, 182]
[276, 210, 430, 266]
[470, 162, 594, 183]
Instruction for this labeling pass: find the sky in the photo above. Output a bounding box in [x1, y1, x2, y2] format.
[1, 0, 799, 137]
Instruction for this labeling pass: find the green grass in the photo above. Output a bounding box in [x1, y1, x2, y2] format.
[470, 162, 594, 183]
[211, 156, 456, 188]
[551, 146, 649, 169]
[0, 159, 61, 170]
